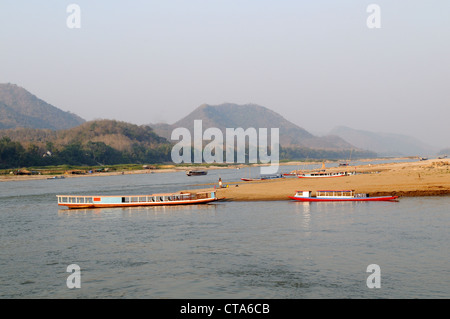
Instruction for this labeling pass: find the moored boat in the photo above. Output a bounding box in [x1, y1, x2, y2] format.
[241, 174, 284, 181]
[297, 171, 351, 178]
[288, 190, 399, 202]
[47, 176, 65, 180]
[282, 171, 299, 177]
[186, 170, 208, 176]
[57, 190, 218, 209]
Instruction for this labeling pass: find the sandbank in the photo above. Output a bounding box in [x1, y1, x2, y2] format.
[205, 159, 450, 200]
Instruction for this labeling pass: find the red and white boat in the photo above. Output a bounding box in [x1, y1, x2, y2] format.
[288, 190, 399, 202]
[57, 190, 218, 209]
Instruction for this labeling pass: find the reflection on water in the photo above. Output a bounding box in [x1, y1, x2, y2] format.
[58, 203, 218, 217]
[294, 202, 311, 231]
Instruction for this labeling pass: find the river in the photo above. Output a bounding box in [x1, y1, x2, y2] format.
[0, 165, 448, 298]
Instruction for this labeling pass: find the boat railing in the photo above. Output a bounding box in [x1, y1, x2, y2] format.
[57, 190, 216, 204]
[316, 190, 355, 198]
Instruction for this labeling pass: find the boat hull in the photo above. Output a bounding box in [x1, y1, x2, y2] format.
[297, 174, 346, 178]
[57, 190, 219, 209]
[186, 171, 207, 176]
[288, 196, 398, 202]
[241, 175, 284, 181]
[59, 197, 218, 209]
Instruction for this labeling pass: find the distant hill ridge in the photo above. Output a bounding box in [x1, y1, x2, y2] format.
[151, 103, 355, 150]
[0, 83, 85, 130]
[329, 126, 438, 156]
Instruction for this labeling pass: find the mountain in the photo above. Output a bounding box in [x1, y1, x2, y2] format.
[0, 83, 85, 130]
[329, 126, 438, 157]
[151, 103, 355, 150]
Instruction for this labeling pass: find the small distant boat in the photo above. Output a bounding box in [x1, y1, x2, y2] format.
[297, 171, 350, 178]
[419, 157, 428, 161]
[47, 176, 65, 180]
[437, 155, 447, 159]
[289, 190, 399, 202]
[57, 190, 218, 209]
[241, 174, 284, 181]
[282, 172, 298, 177]
[186, 170, 207, 176]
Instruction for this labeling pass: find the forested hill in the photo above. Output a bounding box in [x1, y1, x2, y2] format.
[0, 120, 172, 168]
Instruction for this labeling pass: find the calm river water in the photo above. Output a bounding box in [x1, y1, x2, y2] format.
[0, 165, 449, 298]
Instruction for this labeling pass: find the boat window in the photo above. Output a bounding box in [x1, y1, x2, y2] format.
[139, 196, 146, 202]
[86, 197, 93, 203]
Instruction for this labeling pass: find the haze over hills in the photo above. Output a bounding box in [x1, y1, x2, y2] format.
[0, 83, 85, 130]
[151, 103, 356, 150]
[329, 126, 439, 157]
[0, 84, 377, 167]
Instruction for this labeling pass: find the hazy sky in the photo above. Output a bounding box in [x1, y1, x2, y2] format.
[1, 1, 449, 148]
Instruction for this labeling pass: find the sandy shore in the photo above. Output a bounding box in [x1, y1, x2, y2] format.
[2, 159, 449, 200]
[207, 159, 450, 200]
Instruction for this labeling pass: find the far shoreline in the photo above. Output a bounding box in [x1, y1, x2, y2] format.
[0, 157, 415, 182]
[2, 158, 449, 201]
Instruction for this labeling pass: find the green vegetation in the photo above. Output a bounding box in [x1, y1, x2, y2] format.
[0, 120, 172, 169]
[0, 121, 377, 170]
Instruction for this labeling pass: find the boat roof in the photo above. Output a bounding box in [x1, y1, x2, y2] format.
[56, 191, 215, 198]
[317, 190, 354, 192]
[295, 190, 355, 192]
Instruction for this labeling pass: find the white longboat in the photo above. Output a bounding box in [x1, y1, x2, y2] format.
[57, 190, 218, 209]
[297, 171, 352, 178]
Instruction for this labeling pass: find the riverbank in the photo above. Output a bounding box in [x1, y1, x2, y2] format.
[0, 157, 409, 182]
[2, 159, 449, 200]
[207, 159, 450, 200]
[0, 164, 226, 182]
